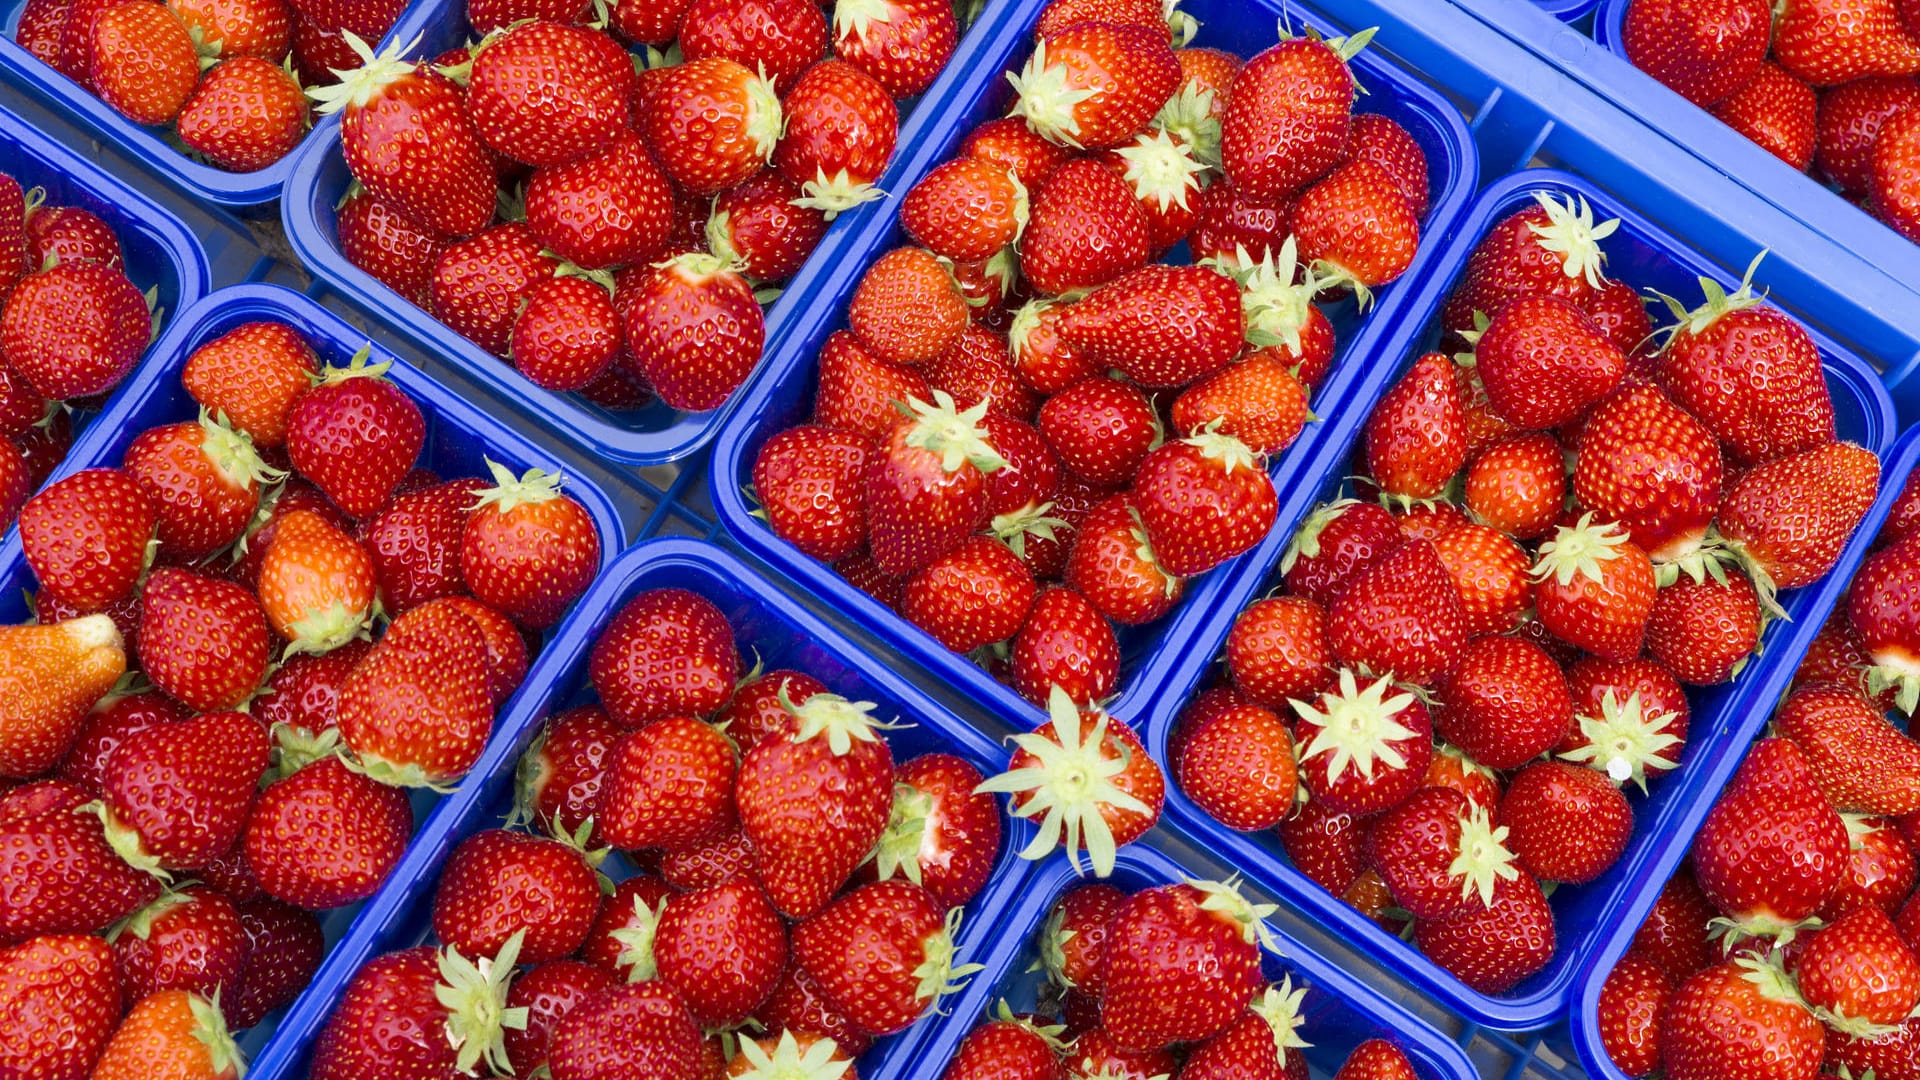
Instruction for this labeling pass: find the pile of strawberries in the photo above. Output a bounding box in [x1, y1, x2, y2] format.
[752, 1, 1432, 713]
[1168, 192, 1881, 998]
[0, 171, 156, 528]
[0, 319, 601, 1078]
[1621, 0, 1920, 244]
[325, 0, 963, 415]
[939, 877, 1422, 1080]
[1594, 478, 1920, 1080]
[307, 585, 1006, 1078]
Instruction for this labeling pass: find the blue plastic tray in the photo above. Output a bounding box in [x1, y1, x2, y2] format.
[898, 843, 1481, 1079]
[707, 0, 1479, 740]
[0, 281, 626, 1066]
[1146, 168, 1898, 1031]
[1567, 422, 1920, 1080]
[280, 0, 1047, 465]
[0, 0, 438, 206]
[1534, 0, 1599, 22]
[245, 537, 1034, 1080]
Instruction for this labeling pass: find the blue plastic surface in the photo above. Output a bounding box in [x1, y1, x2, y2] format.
[1146, 168, 1899, 1031]
[1533, 0, 1599, 22]
[280, 0, 1047, 466]
[0, 0, 439, 206]
[900, 843, 1482, 1078]
[708, 0, 1479, 740]
[245, 537, 1033, 1080]
[1567, 423, 1920, 1080]
[0, 281, 626, 1068]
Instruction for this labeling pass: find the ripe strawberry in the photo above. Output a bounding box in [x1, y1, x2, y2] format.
[98, 708, 266, 874]
[1719, 441, 1879, 593]
[1559, 656, 1689, 789]
[1822, 815, 1917, 920]
[168, 0, 291, 59]
[137, 569, 269, 711]
[1225, 596, 1332, 707]
[1394, 500, 1470, 543]
[1, 259, 149, 400]
[1597, 952, 1670, 1078]
[1290, 669, 1434, 815]
[1182, 979, 1313, 1080]
[1055, 264, 1242, 389]
[19, 469, 153, 611]
[1132, 428, 1276, 576]
[623, 253, 765, 411]
[1414, 872, 1556, 994]
[847, 246, 969, 367]
[515, 705, 620, 842]
[831, 0, 954, 98]
[1020, 158, 1152, 297]
[1818, 76, 1920, 195]
[245, 755, 410, 909]
[1798, 903, 1920, 1032]
[676, 0, 824, 87]
[1776, 0, 1920, 86]
[942, 1011, 1069, 1080]
[1503, 760, 1632, 883]
[900, 158, 1028, 266]
[1694, 738, 1847, 941]
[901, 535, 1036, 651]
[1366, 352, 1468, 505]
[353, 478, 476, 614]
[1100, 879, 1274, 1050]
[110, 887, 245, 1003]
[642, 57, 781, 195]
[791, 879, 977, 1037]
[1531, 515, 1657, 661]
[1655, 259, 1836, 467]
[176, 56, 310, 173]
[1461, 431, 1563, 540]
[1709, 61, 1819, 169]
[1009, 587, 1119, 707]
[0, 778, 167, 939]
[1171, 349, 1310, 457]
[1281, 498, 1401, 606]
[1573, 382, 1723, 566]
[811, 328, 932, 438]
[497, 960, 614, 1078]
[89, 1, 200, 125]
[1467, 294, 1625, 431]
[1036, 376, 1157, 488]
[182, 322, 319, 450]
[225, 898, 324, 1029]
[0, 934, 121, 1080]
[1621, 0, 1771, 105]
[1829, 1015, 1920, 1079]
[1327, 539, 1466, 686]
[596, 715, 737, 854]
[457, 461, 598, 628]
[1775, 684, 1920, 816]
[336, 599, 494, 787]
[257, 508, 376, 652]
[1010, 20, 1178, 149]
[312, 938, 531, 1080]
[524, 131, 673, 271]
[865, 391, 1007, 576]
[125, 414, 281, 562]
[307, 35, 495, 239]
[925, 323, 1038, 421]
[1643, 569, 1762, 686]
[1291, 161, 1420, 298]
[434, 829, 600, 967]
[463, 21, 629, 167]
[775, 58, 898, 214]
[751, 425, 869, 563]
[757, 964, 871, 1057]
[1662, 954, 1824, 1080]
[1368, 786, 1517, 921]
[59, 690, 188, 796]
[1188, 176, 1293, 267]
[589, 588, 740, 727]
[91, 989, 243, 1080]
[705, 172, 827, 282]
[1852, 535, 1920, 713]
[1096, 128, 1208, 253]
[1176, 698, 1297, 831]
[431, 224, 557, 357]
[284, 347, 423, 517]
[1345, 112, 1431, 213]
[1272, 797, 1370, 899]
[654, 877, 788, 1029]
[962, 116, 1078, 188]
[1634, 869, 1717, 985]
[1429, 521, 1532, 637]
[978, 688, 1163, 876]
[864, 752, 1000, 909]
[1437, 635, 1572, 770]
[1220, 30, 1361, 201]
[1060, 492, 1179, 624]
[1037, 883, 1125, 996]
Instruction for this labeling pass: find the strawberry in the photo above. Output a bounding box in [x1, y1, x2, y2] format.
[1063, 492, 1183, 625]
[1289, 669, 1433, 815]
[1188, 177, 1293, 266]
[499, 961, 614, 1078]
[1010, 586, 1120, 707]
[977, 687, 1163, 876]
[1465, 294, 1625, 431]
[1007, 298, 1098, 396]
[1719, 441, 1879, 592]
[14, 0, 71, 76]
[226, 898, 325, 1029]
[1437, 635, 1573, 770]
[578, 874, 672, 980]
[597, 714, 737, 853]
[1019, 158, 1152, 297]
[1694, 738, 1847, 941]
[1038, 883, 1125, 995]
[1281, 498, 1401, 606]
[1036, 376, 1157, 488]
[1654, 257, 1836, 467]
[60, 690, 188, 794]
[1056, 264, 1242, 389]
[1132, 427, 1276, 576]
[1154, 44, 1237, 161]
[1345, 113, 1431, 216]
[1365, 353, 1468, 505]
[1597, 952, 1670, 1078]
[1798, 903, 1920, 1033]
[1336, 1040, 1419, 1080]
[1823, 815, 1916, 920]
[1274, 796, 1370, 898]
[589, 588, 739, 727]
[1181, 979, 1312, 1080]
[962, 116, 1078, 189]
[792, 879, 978, 1036]
[183, 322, 320, 450]
[1502, 760, 1632, 883]
[169, 0, 291, 60]
[125, 413, 281, 562]
[0, 781, 164, 937]
[1291, 161, 1420, 298]
[678, 0, 824, 88]
[1327, 539, 1466, 686]
[1395, 501, 1470, 543]
[1368, 786, 1518, 921]
[1817, 76, 1920, 195]
[1883, 108, 1920, 240]
[751, 425, 869, 563]
[831, 0, 955, 98]
[865, 391, 1007, 576]
[1709, 61, 1819, 170]
[355, 478, 478, 613]
[515, 704, 620, 841]
[1531, 515, 1657, 661]
[89, 1, 200, 125]
[727, 1030, 857, 1077]
[110, 887, 245, 1002]
[811, 329, 932, 438]
[758, 963, 871, 1057]
[775, 58, 898, 215]
[866, 752, 1000, 909]
[1829, 1016, 1920, 1079]
[712, 671, 824, 755]
[1413, 872, 1556, 994]
[1634, 869, 1718, 985]
[177, 56, 310, 174]
[1220, 30, 1362, 201]
[0, 934, 121, 1080]
[311, 938, 531, 1080]
[1620, 0, 1772, 106]
[623, 253, 765, 411]
[655, 877, 787, 1029]
[1777, 0, 1920, 86]
[1065, 1026, 1176, 1078]
[458, 461, 598, 628]
[97, 708, 267, 874]
[1, 259, 149, 400]
[1009, 20, 1179, 149]
[1775, 684, 1920, 816]
[706, 172, 828, 282]
[1176, 698, 1297, 831]
[1851, 535, 1920, 713]
[1171, 349, 1311, 457]
[1094, 128, 1208, 253]
[434, 828, 601, 966]
[463, 21, 629, 167]
[927, 326, 1036, 423]
[524, 131, 673, 271]
[257, 508, 377, 652]
[901, 158, 1028, 264]
[848, 246, 969, 367]
[307, 34, 496, 239]
[1226, 595, 1333, 707]
[19, 468, 154, 610]
[737, 691, 895, 918]
[91, 989, 243, 1080]
[1643, 569, 1762, 686]
[1664, 953, 1826, 1080]
[901, 535, 1036, 651]
[336, 599, 495, 787]
[942, 1011, 1069, 1080]
[137, 569, 269, 711]
[285, 346, 423, 517]
[1099, 879, 1275, 1050]
[1429, 521, 1533, 637]
[1559, 656, 1689, 789]
[245, 755, 410, 909]
[642, 57, 781, 195]
[1574, 382, 1724, 567]
[1461, 431, 1563, 540]
[431, 224, 557, 357]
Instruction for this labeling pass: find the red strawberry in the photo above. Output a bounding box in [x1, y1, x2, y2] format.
[434, 828, 601, 966]
[751, 425, 870, 563]
[1719, 441, 1879, 593]
[307, 35, 496, 239]
[225, 898, 325, 1030]
[1038, 883, 1125, 995]
[1188, 177, 1293, 267]
[1798, 903, 1920, 1031]
[1275, 797, 1370, 897]
[1365, 353, 1468, 505]
[1181, 979, 1313, 1080]
[849, 246, 969, 367]
[1226, 595, 1333, 707]
[245, 756, 411, 909]
[98, 708, 267, 873]
[1132, 428, 1276, 576]
[900, 157, 1028, 264]
[1413, 873, 1556, 994]
[355, 479, 477, 614]
[1099, 879, 1274, 1051]
[1429, 521, 1533, 637]
[459, 461, 599, 629]
[183, 322, 321, 450]
[1291, 161, 1420, 298]
[642, 57, 782, 195]
[1851, 535, 1920, 713]
[1066, 1026, 1176, 1078]
[124, 414, 281, 562]
[1621, 0, 1772, 105]
[588, 588, 740, 727]
[1009, 20, 1179, 149]
[1644, 569, 1762, 686]
[597, 715, 737, 853]
[901, 535, 1036, 652]
[963, 116, 1078, 188]
[1171, 350, 1311, 457]
[1531, 515, 1657, 661]
[515, 704, 621, 840]
[1220, 30, 1361, 201]
[1694, 738, 1848, 941]
[1823, 815, 1916, 920]
[865, 391, 1007, 576]
[832, 0, 956, 98]
[758, 963, 871, 1056]
[1466, 294, 1625, 431]
[811, 329, 933, 439]
[1056, 264, 1241, 389]
[13, 0, 69, 78]
[137, 569, 270, 711]
[0, 788, 163, 939]
[19, 468, 155, 610]
[942, 1012, 1070, 1080]
[1019, 158, 1151, 297]
[1634, 869, 1718, 985]
[1037, 376, 1158, 489]
[775, 59, 898, 215]
[1009, 586, 1120, 707]
[1327, 539, 1466, 686]
[1461, 431, 1563, 540]
[464, 21, 629, 167]
[0, 934, 121, 1080]
[285, 347, 424, 518]
[498, 961, 614, 1078]
[169, 0, 291, 60]
[1335, 1040, 1418, 1080]
[1281, 498, 1401, 606]
[705, 172, 827, 282]
[1502, 760, 1632, 883]
[1437, 635, 1572, 769]
[924, 324, 1038, 421]
[1597, 952, 1670, 1078]
[177, 56, 311, 172]
[60, 690, 188, 794]
[866, 752, 1000, 909]
[1661, 956, 1824, 1080]
[1368, 787, 1518, 921]
[1775, 684, 1920, 816]
[1817, 75, 1920, 195]
[430, 224, 557, 357]
[89, 1, 199, 125]
[1709, 61, 1819, 169]
[792, 879, 977, 1036]
[546, 982, 703, 1079]
[1063, 492, 1183, 625]
[1573, 382, 1723, 565]
[1, 259, 149, 400]
[623, 253, 765, 411]
[1177, 699, 1297, 831]
[335, 599, 495, 787]
[1559, 656, 1689, 790]
[310, 938, 531, 1080]
[677, 0, 824, 88]
[1776, 0, 1920, 86]
[110, 887, 245, 1002]
[1345, 113, 1431, 215]
[978, 688, 1163, 876]
[655, 877, 788, 1029]
[525, 130, 674, 271]
[1877, 109, 1920, 232]
[1289, 669, 1434, 816]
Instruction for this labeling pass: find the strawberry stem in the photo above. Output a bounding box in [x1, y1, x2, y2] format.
[1524, 192, 1619, 291]
[472, 458, 566, 514]
[1558, 690, 1682, 792]
[902, 391, 1010, 475]
[435, 931, 529, 1076]
[1246, 976, 1313, 1065]
[1530, 513, 1630, 587]
[779, 686, 894, 756]
[1189, 875, 1280, 951]
[1005, 37, 1097, 149]
[1448, 804, 1520, 910]
[305, 31, 424, 114]
[912, 906, 985, 1005]
[188, 991, 246, 1079]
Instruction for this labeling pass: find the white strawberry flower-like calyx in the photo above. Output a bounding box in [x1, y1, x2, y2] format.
[913, 906, 986, 1005]
[1280, 497, 1360, 574]
[435, 929, 530, 1077]
[903, 390, 1011, 475]
[1247, 975, 1313, 1066]
[1207, 238, 1321, 356]
[728, 1029, 853, 1080]
[778, 684, 897, 757]
[608, 891, 666, 983]
[832, 0, 900, 45]
[1189, 875, 1280, 952]
[974, 685, 1153, 878]
[1524, 191, 1620, 291]
[793, 166, 886, 217]
[991, 500, 1068, 560]
[1290, 668, 1419, 782]
[1005, 37, 1095, 149]
[1531, 512, 1629, 587]
[741, 64, 783, 165]
[1559, 690, 1683, 792]
[306, 31, 424, 114]
[1112, 129, 1207, 214]
[200, 407, 289, 491]
[1183, 418, 1260, 472]
[1450, 803, 1520, 910]
[472, 457, 566, 515]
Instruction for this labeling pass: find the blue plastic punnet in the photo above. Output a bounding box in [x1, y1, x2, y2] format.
[1533, 0, 1600, 21]
[1145, 168, 1898, 1031]
[280, 0, 1048, 465]
[244, 537, 1034, 1080]
[708, 0, 1480, 742]
[0, 281, 625, 1070]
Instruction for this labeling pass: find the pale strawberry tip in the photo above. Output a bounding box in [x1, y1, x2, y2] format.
[913, 905, 986, 1005]
[434, 930, 530, 1077]
[1113, 130, 1206, 213]
[1530, 512, 1630, 587]
[1189, 875, 1280, 951]
[608, 891, 666, 982]
[867, 783, 935, 887]
[188, 989, 246, 1079]
[1289, 668, 1419, 782]
[82, 799, 172, 881]
[902, 391, 1011, 475]
[731, 1028, 853, 1080]
[1559, 690, 1683, 792]
[306, 31, 424, 114]
[1005, 37, 1096, 149]
[472, 457, 567, 514]
[1247, 975, 1313, 1065]
[1449, 804, 1520, 910]
[1524, 191, 1620, 291]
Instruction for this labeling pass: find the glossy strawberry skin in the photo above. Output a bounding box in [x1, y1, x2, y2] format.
[774, 58, 898, 202]
[430, 224, 556, 358]
[1692, 738, 1848, 935]
[1412, 873, 1556, 995]
[1020, 158, 1152, 298]
[597, 715, 737, 854]
[460, 480, 599, 631]
[0, 934, 121, 1080]
[1718, 441, 1880, 591]
[226, 897, 325, 1030]
[1327, 539, 1467, 687]
[737, 715, 895, 920]
[356, 479, 480, 615]
[525, 130, 674, 271]
[1573, 383, 1723, 563]
[1292, 160, 1421, 289]
[1177, 700, 1297, 832]
[177, 56, 311, 173]
[1643, 571, 1761, 686]
[244, 756, 413, 910]
[1012, 20, 1179, 150]
[752, 425, 870, 563]
[587, 587, 740, 728]
[1597, 952, 1670, 1078]
[0, 800, 163, 940]
[285, 364, 426, 519]
[19, 468, 156, 611]
[466, 21, 630, 167]
[655, 877, 788, 1029]
[1010, 586, 1121, 708]
[1621, 0, 1771, 106]
[1366, 353, 1468, 504]
[901, 534, 1036, 652]
[1818, 75, 1920, 195]
[1055, 264, 1243, 389]
[1660, 959, 1824, 1080]
[1282, 499, 1401, 606]
[1064, 492, 1183, 626]
[335, 65, 496, 240]
[1657, 303, 1835, 468]
[623, 255, 766, 412]
[1502, 760, 1632, 884]
[833, 0, 957, 99]
[103, 709, 268, 871]
[1221, 35, 1356, 201]
[1100, 883, 1266, 1051]
[643, 57, 780, 195]
[1437, 635, 1573, 770]
[791, 879, 949, 1036]
[137, 568, 271, 712]
[433, 828, 602, 966]
[1474, 295, 1626, 431]
[1775, 683, 1920, 816]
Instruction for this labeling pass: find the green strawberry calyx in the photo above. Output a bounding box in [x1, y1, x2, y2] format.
[743, 65, 784, 166]
[1006, 298, 1055, 363]
[286, 598, 377, 660]
[1005, 37, 1095, 149]
[189, 990, 247, 1080]
[1247, 975, 1313, 1067]
[913, 906, 986, 1004]
[991, 501, 1068, 560]
[306, 31, 425, 115]
[1524, 192, 1619, 292]
[779, 685, 898, 756]
[1190, 875, 1280, 951]
[728, 1029, 852, 1080]
[473, 457, 567, 514]
[988, 998, 1068, 1048]
[311, 343, 395, 386]
[1164, 0, 1199, 47]
[974, 685, 1154, 878]
[1034, 901, 1077, 989]
[1530, 513, 1629, 587]
[199, 409, 289, 492]
[1123, 507, 1181, 599]
[1868, 656, 1920, 720]
[1450, 804, 1520, 910]
[1183, 420, 1259, 473]
[106, 888, 195, 943]
[1290, 668, 1419, 784]
[1280, 498, 1360, 574]
[81, 799, 172, 881]
[793, 166, 888, 218]
[1709, 909, 1822, 951]
[436, 930, 530, 1076]
[1152, 81, 1221, 168]
[902, 391, 1010, 476]
[866, 783, 934, 887]
[1558, 690, 1683, 792]
[1655, 249, 1770, 344]
[1210, 237, 1321, 355]
[269, 721, 345, 781]
[608, 891, 667, 982]
[345, 747, 458, 792]
[508, 727, 553, 830]
[832, 0, 899, 45]
[1112, 129, 1205, 215]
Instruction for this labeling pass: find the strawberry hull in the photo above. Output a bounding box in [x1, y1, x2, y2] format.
[0, 281, 625, 1073]
[710, 0, 1480, 745]
[900, 842, 1481, 1078]
[243, 537, 1031, 1080]
[1568, 425, 1920, 1080]
[1148, 169, 1898, 1030]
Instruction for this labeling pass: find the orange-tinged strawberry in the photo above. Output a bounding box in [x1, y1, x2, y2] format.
[1776, 0, 1920, 86]
[1225, 595, 1333, 708]
[1463, 431, 1564, 540]
[89, 1, 200, 126]
[168, 0, 290, 60]
[182, 322, 320, 449]
[1532, 515, 1657, 661]
[1154, 46, 1238, 168]
[91, 989, 243, 1080]
[177, 56, 311, 174]
[0, 616, 126, 775]
[849, 247, 970, 368]
[1009, 20, 1180, 150]
[258, 509, 377, 654]
[1171, 350, 1310, 458]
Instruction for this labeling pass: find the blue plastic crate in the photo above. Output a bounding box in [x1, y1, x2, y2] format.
[1534, 0, 1600, 22]
[707, 0, 1479, 743]
[0, 0, 440, 207]
[1143, 168, 1898, 1031]
[0, 280, 626, 1066]
[245, 536, 1035, 1080]
[897, 842, 1482, 1079]
[280, 0, 1046, 466]
[1566, 422, 1920, 1080]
